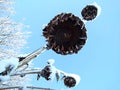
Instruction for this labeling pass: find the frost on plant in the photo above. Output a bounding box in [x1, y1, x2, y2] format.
[0, 0, 30, 59]
[0, 0, 15, 16]
[0, 58, 30, 88]
[0, 0, 30, 89]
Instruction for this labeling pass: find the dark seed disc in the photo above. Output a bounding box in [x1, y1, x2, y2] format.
[43, 13, 87, 55]
[64, 76, 76, 88]
[81, 5, 98, 21]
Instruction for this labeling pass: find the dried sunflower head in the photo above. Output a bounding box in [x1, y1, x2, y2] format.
[40, 65, 52, 80]
[64, 76, 76, 88]
[43, 13, 87, 55]
[81, 5, 98, 21]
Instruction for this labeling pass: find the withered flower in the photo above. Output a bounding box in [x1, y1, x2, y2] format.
[64, 76, 76, 88]
[43, 13, 87, 55]
[81, 5, 98, 21]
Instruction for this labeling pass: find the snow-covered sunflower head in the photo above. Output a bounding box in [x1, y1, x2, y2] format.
[63, 74, 81, 88]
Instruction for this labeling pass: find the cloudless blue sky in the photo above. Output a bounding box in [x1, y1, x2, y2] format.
[14, 0, 120, 90]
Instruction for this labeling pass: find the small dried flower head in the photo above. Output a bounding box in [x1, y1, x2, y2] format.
[40, 65, 52, 80]
[64, 76, 76, 88]
[81, 5, 98, 21]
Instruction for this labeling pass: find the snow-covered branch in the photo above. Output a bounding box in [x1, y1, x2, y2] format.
[0, 17, 30, 59]
[7, 59, 81, 88]
[0, 51, 80, 89]
[0, 0, 31, 89]
[0, 0, 30, 59]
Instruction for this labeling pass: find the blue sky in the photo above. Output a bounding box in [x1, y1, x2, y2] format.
[14, 0, 120, 90]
